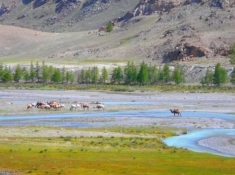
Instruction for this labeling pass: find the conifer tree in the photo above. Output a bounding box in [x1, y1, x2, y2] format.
[163, 64, 171, 83]
[85, 68, 91, 84]
[172, 65, 185, 85]
[2, 66, 13, 82]
[91, 66, 99, 84]
[23, 70, 30, 82]
[200, 68, 213, 86]
[111, 66, 123, 84]
[35, 61, 41, 82]
[42, 61, 49, 83]
[137, 61, 149, 85]
[61, 66, 66, 83]
[124, 61, 138, 84]
[51, 68, 62, 83]
[48, 65, 54, 83]
[0, 63, 3, 80]
[77, 69, 86, 84]
[148, 64, 158, 84]
[29, 61, 35, 82]
[13, 64, 22, 82]
[100, 66, 108, 84]
[213, 63, 228, 86]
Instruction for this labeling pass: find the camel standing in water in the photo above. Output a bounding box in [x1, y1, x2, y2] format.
[170, 109, 181, 116]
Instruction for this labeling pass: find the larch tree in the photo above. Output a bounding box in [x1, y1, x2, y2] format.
[213, 63, 228, 86]
[13, 64, 22, 82]
[29, 61, 35, 82]
[137, 61, 149, 85]
[100, 66, 108, 84]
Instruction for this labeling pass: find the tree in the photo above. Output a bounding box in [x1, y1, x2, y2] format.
[148, 64, 158, 84]
[23, 70, 30, 82]
[124, 61, 138, 84]
[66, 71, 70, 83]
[229, 43, 235, 64]
[158, 64, 171, 84]
[29, 61, 35, 82]
[77, 69, 86, 84]
[213, 63, 228, 86]
[51, 68, 62, 83]
[0, 63, 3, 80]
[106, 22, 114, 33]
[137, 61, 149, 85]
[163, 64, 171, 83]
[85, 68, 91, 84]
[200, 68, 213, 86]
[172, 66, 185, 85]
[69, 71, 74, 84]
[61, 66, 66, 83]
[1, 66, 13, 82]
[35, 61, 41, 82]
[66, 71, 74, 84]
[230, 67, 235, 85]
[111, 66, 123, 84]
[13, 64, 22, 82]
[48, 65, 54, 83]
[42, 61, 49, 83]
[100, 66, 108, 84]
[91, 66, 99, 84]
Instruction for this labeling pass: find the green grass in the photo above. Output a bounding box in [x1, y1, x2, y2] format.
[0, 127, 234, 175]
[1, 83, 235, 93]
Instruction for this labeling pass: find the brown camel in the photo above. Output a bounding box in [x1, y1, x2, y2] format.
[170, 109, 181, 116]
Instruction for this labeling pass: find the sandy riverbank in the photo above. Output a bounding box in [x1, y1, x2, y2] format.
[1, 89, 235, 113]
[198, 136, 235, 156]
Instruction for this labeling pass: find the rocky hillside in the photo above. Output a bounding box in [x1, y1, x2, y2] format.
[0, 0, 140, 32]
[0, 0, 235, 83]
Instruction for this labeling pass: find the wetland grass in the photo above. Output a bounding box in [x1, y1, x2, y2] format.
[0, 127, 234, 174]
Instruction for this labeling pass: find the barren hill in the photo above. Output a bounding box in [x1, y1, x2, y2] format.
[0, 0, 235, 83]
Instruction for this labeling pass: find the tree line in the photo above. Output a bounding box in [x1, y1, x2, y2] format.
[0, 61, 74, 84]
[0, 61, 234, 86]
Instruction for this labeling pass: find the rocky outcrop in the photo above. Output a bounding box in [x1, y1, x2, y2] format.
[120, 0, 235, 22]
[81, 0, 116, 18]
[163, 43, 207, 62]
[210, 0, 235, 8]
[121, 0, 184, 21]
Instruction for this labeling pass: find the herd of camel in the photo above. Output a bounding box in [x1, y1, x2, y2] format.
[27, 101, 181, 116]
[26, 101, 105, 111]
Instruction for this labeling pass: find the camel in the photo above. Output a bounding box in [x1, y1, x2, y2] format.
[94, 104, 105, 110]
[26, 103, 33, 109]
[70, 104, 80, 110]
[81, 102, 89, 110]
[170, 109, 181, 116]
[36, 101, 46, 108]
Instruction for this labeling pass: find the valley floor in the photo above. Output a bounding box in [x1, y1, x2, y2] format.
[0, 89, 235, 174]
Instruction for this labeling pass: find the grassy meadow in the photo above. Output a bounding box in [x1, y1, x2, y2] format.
[0, 127, 234, 175]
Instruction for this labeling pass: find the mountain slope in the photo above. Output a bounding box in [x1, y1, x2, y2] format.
[0, 0, 235, 83]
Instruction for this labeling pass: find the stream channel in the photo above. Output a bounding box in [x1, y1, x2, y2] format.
[0, 109, 235, 157]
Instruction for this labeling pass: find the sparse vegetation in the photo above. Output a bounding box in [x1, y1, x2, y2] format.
[106, 22, 114, 33]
